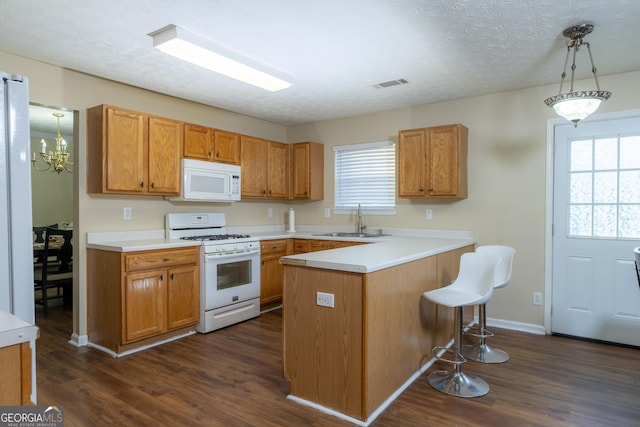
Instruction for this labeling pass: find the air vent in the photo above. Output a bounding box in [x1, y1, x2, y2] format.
[373, 78, 409, 89]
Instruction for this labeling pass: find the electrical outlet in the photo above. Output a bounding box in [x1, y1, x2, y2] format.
[533, 292, 543, 306]
[123, 207, 132, 220]
[325, 208, 331, 218]
[316, 291, 334, 308]
[426, 209, 433, 220]
[268, 208, 273, 218]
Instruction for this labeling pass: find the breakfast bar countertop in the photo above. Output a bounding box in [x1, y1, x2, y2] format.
[279, 235, 475, 273]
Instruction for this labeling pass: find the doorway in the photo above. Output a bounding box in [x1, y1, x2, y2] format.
[550, 113, 640, 347]
[29, 103, 75, 322]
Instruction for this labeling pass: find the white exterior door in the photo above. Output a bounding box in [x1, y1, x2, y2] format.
[552, 116, 640, 346]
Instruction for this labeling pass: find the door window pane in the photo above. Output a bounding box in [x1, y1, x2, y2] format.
[593, 205, 616, 237]
[567, 134, 640, 238]
[594, 138, 617, 170]
[619, 205, 640, 237]
[570, 172, 592, 203]
[570, 139, 592, 171]
[619, 171, 640, 203]
[620, 136, 640, 169]
[569, 205, 592, 236]
[593, 171, 617, 203]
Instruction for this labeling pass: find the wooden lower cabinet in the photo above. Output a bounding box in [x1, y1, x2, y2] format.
[88, 247, 200, 354]
[260, 239, 290, 308]
[0, 342, 33, 405]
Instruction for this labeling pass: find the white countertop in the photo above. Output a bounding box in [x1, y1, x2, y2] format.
[87, 230, 201, 252]
[279, 236, 475, 273]
[87, 238, 201, 252]
[0, 310, 39, 348]
[85, 228, 475, 271]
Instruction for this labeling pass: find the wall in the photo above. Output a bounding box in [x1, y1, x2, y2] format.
[3, 49, 639, 340]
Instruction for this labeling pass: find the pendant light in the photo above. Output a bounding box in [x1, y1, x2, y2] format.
[544, 24, 611, 127]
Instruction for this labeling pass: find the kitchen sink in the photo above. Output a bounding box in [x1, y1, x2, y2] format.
[312, 232, 387, 238]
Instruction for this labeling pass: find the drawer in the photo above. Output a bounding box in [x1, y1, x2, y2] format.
[292, 239, 309, 254]
[125, 248, 199, 272]
[260, 239, 289, 255]
[309, 240, 331, 252]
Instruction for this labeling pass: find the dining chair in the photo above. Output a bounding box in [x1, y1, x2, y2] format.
[34, 227, 73, 316]
[32, 223, 58, 243]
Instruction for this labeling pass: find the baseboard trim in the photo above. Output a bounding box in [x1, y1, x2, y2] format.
[68, 333, 88, 347]
[486, 317, 546, 335]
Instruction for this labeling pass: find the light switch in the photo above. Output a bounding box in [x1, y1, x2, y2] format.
[123, 207, 132, 220]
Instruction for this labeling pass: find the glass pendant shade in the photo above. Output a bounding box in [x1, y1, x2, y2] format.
[546, 91, 610, 125]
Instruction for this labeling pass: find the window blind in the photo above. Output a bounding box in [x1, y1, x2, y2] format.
[333, 140, 396, 211]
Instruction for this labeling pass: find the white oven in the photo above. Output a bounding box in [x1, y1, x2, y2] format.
[166, 212, 261, 333]
[199, 242, 260, 333]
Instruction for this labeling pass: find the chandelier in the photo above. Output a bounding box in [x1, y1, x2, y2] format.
[31, 112, 73, 173]
[544, 24, 611, 127]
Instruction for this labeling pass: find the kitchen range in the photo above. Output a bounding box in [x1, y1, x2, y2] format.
[166, 212, 260, 333]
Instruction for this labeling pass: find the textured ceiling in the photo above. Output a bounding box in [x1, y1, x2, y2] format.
[3, 0, 640, 128]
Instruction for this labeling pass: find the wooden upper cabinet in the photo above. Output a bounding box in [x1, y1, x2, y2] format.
[183, 124, 240, 165]
[398, 124, 468, 199]
[291, 141, 324, 200]
[240, 136, 289, 199]
[183, 123, 212, 161]
[240, 135, 268, 198]
[104, 107, 146, 193]
[148, 117, 182, 194]
[87, 104, 183, 196]
[213, 130, 240, 164]
[267, 141, 289, 199]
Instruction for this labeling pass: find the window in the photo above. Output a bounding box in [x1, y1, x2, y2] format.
[333, 140, 396, 214]
[568, 134, 640, 238]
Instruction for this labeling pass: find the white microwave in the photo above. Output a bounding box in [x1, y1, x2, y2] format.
[167, 159, 241, 202]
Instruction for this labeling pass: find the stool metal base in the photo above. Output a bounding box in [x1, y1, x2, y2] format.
[427, 369, 489, 398]
[462, 343, 509, 364]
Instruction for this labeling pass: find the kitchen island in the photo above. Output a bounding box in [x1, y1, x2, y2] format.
[279, 236, 475, 425]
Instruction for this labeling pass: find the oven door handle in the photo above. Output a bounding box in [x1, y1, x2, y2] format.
[205, 249, 260, 261]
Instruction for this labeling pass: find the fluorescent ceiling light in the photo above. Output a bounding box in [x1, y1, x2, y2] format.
[150, 25, 293, 92]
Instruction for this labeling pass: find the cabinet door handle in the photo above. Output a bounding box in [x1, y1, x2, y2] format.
[151, 182, 155, 189]
[170, 273, 174, 280]
[140, 182, 144, 188]
[208, 151, 212, 157]
[262, 190, 266, 195]
[160, 274, 163, 280]
[215, 152, 220, 158]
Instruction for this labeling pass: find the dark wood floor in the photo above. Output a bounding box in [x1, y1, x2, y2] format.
[35, 302, 640, 427]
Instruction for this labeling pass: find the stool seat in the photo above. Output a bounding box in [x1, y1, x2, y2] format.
[463, 245, 515, 364]
[423, 251, 499, 398]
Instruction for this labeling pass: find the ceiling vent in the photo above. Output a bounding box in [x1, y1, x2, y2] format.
[373, 78, 409, 89]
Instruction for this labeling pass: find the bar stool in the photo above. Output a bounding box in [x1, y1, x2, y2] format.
[423, 251, 499, 398]
[462, 245, 515, 364]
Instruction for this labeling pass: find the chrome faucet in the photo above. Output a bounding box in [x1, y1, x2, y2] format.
[357, 203, 367, 234]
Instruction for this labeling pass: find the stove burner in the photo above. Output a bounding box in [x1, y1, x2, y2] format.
[180, 234, 251, 241]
